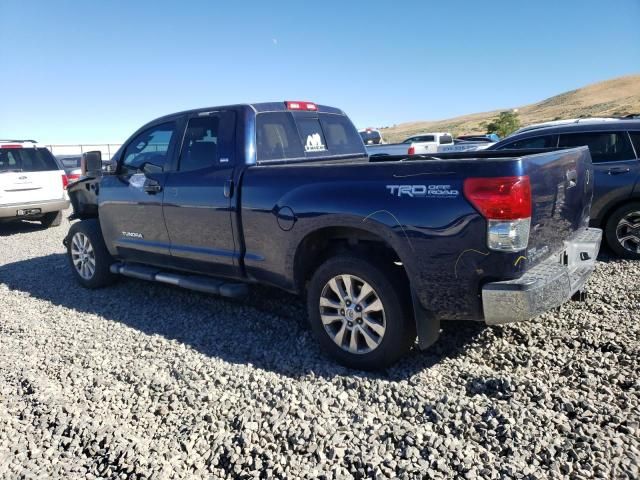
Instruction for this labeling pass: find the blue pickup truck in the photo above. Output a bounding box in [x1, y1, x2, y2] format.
[66, 101, 602, 369]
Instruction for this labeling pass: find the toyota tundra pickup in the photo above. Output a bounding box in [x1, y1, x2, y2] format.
[65, 101, 602, 369]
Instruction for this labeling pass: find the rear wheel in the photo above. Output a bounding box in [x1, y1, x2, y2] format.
[66, 219, 117, 288]
[40, 211, 62, 228]
[605, 202, 640, 259]
[306, 254, 415, 370]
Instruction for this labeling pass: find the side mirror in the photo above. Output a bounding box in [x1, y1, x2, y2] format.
[81, 151, 103, 176]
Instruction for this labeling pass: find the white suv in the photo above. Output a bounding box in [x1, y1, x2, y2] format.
[0, 140, 70, 227]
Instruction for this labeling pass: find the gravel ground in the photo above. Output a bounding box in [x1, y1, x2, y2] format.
[0, 212, 638, 479]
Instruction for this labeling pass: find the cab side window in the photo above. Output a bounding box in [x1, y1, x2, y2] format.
[558, 132, 635, 163]
[498, 135, 557, 150]
[179, 112, 236, 172]
[121, 123, 175, 176]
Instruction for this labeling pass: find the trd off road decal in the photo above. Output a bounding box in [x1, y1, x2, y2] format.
[305, 133, 326, 152]
[386, 184, 459, 198]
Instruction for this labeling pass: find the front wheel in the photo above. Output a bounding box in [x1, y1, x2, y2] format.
[306, 254, 415, 370]
[605, 202, 640, 259]
[66, 219, 117, 288]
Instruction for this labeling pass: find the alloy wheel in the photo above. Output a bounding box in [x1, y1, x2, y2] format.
[616, 211, 640, 254]
[319, 274, 386, 354]
[71, 232, 96, 280]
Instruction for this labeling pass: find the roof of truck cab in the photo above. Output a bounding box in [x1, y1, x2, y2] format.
[142, 102, 345, 126]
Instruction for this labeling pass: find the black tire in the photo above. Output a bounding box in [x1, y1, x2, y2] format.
[41, 211, 62, 228]
[306, 254, 415, 370]
[66, 219, 117, 288]
[604, 202, 640, 260]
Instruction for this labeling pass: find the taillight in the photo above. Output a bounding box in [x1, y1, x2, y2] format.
[62, 174, 69, 190]
[285, 100, 318, 111]
[408, 146, 415, 155]
[463, 176, 531, 251]
[0, 144, 22, 149]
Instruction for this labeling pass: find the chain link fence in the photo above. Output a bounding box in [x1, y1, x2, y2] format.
[46, 144, 122, 160]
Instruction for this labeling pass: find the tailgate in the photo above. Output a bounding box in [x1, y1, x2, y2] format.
[524, 146, 594, 265]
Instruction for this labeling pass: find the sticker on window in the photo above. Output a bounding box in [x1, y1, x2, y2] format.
[305, 133, 326, 152]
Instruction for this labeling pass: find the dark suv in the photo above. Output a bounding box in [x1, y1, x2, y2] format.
[490, 120, 640, 259]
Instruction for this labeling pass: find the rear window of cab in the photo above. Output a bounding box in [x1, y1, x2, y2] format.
[256, 112, 364, 162]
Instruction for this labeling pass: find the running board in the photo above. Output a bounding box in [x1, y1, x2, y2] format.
[110, 263, 249, 299]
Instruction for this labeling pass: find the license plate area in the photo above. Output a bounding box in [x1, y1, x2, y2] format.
[17, 208, 41, 216]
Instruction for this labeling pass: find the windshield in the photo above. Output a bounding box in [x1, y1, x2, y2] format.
[0, 148, 59, 172]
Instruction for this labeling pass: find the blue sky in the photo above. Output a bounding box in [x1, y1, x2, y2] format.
[1, 0, 639, 144]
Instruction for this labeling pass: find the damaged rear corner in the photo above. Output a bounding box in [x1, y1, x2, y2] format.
[67, 177, 100, 221]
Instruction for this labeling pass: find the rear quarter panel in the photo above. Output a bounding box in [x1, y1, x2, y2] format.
[240, 157, 539, 321]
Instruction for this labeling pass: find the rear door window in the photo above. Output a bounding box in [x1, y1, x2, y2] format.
[0, 148, 59, 172]
[178, 112, 236, 172]
[558, 132, 635, 163]
[498, 135, 557, 150]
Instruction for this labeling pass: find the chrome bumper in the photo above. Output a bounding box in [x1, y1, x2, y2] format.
[482, 228, 602, 325]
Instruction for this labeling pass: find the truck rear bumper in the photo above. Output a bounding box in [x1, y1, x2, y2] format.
[0, 199, 70, 219]
[482, 228, 602, 325]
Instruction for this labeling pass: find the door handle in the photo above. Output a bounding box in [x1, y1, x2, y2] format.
[608, 167, 631, 175]
[144, 180, 162, 194]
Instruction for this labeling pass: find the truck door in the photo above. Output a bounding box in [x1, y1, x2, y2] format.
[98, 121, 178, 262]
[162, 111, 239, 277]
[558, 131, 640, 222]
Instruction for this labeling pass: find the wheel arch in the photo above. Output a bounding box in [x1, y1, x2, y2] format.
[594, 195, 640, 228]
[293, 225, 410, 295]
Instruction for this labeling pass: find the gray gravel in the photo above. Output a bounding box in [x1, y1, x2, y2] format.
[0, 212, 639, 479]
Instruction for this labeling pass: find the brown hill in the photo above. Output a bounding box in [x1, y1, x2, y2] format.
[380, 75, 640, 143]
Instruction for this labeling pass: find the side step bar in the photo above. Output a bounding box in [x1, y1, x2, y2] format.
[110, 263, 249, 299]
